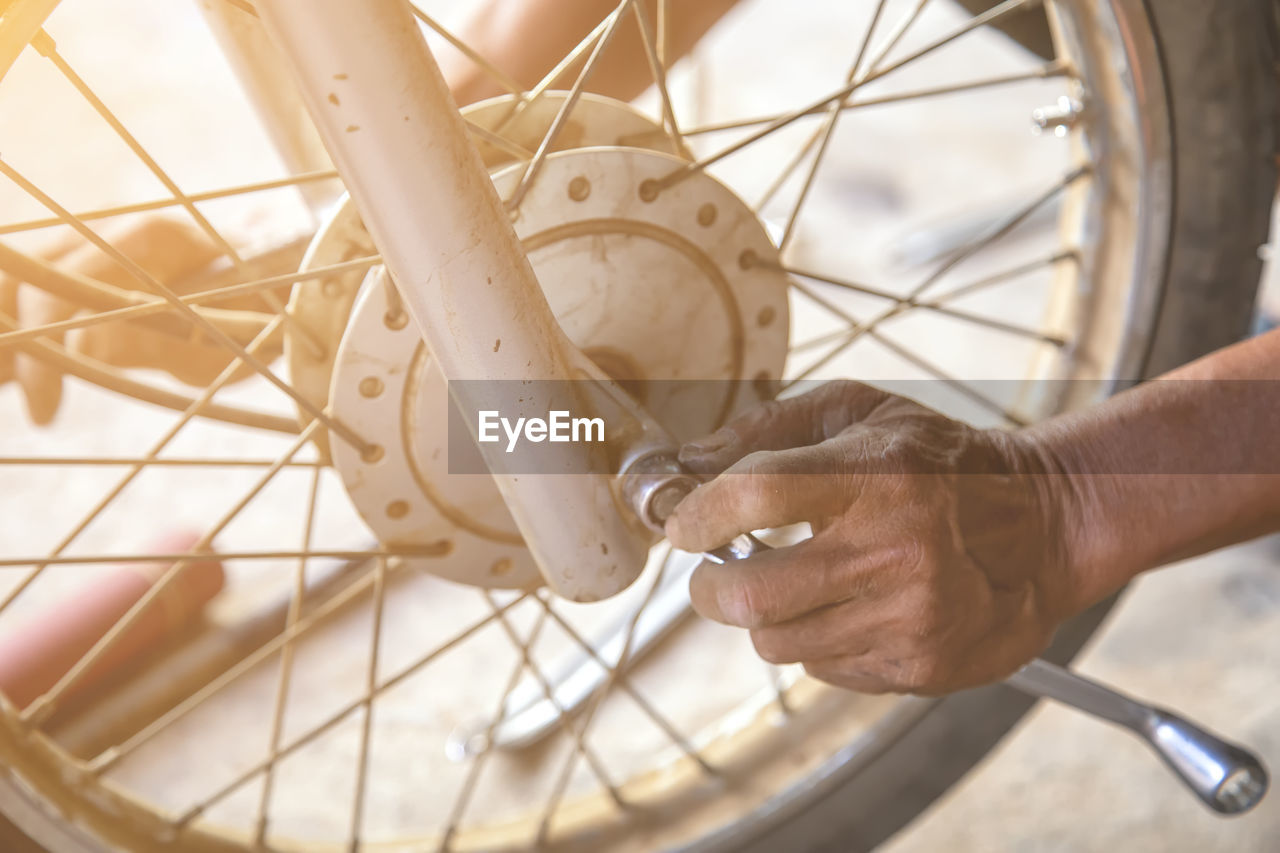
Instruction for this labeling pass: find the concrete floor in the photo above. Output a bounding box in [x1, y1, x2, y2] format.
[889, 534, 1280, 852]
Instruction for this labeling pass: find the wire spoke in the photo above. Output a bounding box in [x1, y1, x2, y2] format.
[780, 262, 1067, 346]
[775, 0, 894, 250]
[655, 0, 670, 66]
[408, 5, 526, 98]
[0, 313, 286, 632]
[90, 551, 392, 773]
[931, 247, 1078, 302]
[35, 31, 328, 358]
[0, 157, 372, 453]
[347, 556, 388, 852]
[684, 61, 1067, 137]
[527, 14, 617, 106]
[869, 327, 1029, 425]
[532, 550, 701, 835]
[786, 164, 1088, 373]
[786, 282, 1028, 425]
[171, 594, 530, 828]
[0, 254, 378, 350]
[439, 604, 551, 852]
[37, 31, 244, 268]
[21, 420, 322, 726]
[504, 0, 634, 212]
[631, 0, 683, 153]
[0, 457, 321, 468]
[0, 170, 339, 237]
[0, 311, 297, 432]
[254, 466, 322, 846]
[464, 119, 535, 161]
[0, 546, 450, 570]
[485, 592, 624, 807]
[655, 0, 1042, 190]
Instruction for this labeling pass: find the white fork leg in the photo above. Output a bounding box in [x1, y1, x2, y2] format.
[254, 0, 653, 600]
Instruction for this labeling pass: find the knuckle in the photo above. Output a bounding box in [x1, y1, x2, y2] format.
[734, 458, 786, 517]
[912, 589, 949, 638]
[899, 655, 949, 693]
[802, 661, 841, 685]
[737, 449, 779, 479]
[718, 574, 766, 628]
[892, 537, 930, 574]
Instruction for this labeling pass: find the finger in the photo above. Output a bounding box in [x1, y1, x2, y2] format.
[688, 538, 884, 629]
[666, 440, 854, 553]
[749, 594, 886, 664]
[94, 218, 221, 289]
[15, 284, 75, 425]
[7, 234, 84, 422]
[678, 380, 890, 475]
[0, 275, 16, 386]
[802, 657, 895, 695]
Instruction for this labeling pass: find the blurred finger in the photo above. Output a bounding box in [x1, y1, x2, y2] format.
[15, 283, 74, 424]
[91, 218, 221, 289]
[6, 233, 83, 420]
[0, 275, 16, 386]
[749, 594, 887, 664]
[72, 218, 220, 370]
[679, 380, 890, 475]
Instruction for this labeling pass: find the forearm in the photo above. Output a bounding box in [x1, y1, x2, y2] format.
[1025, 328, 1280, 610]
[438, 0, 740, 106]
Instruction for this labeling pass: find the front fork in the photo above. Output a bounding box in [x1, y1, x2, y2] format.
[254, 0, 680, 601]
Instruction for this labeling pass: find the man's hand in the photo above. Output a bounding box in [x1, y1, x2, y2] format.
[0, 219, 271, 425]
[665, 380, 1086, 696]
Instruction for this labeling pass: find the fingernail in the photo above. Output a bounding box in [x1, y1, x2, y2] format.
[680, 428, 736, 458]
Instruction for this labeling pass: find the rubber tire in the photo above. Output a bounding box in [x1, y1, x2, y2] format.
[731, 1, 1278, 850]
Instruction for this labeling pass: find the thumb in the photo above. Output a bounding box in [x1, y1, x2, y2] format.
[679, 380, 890, 476]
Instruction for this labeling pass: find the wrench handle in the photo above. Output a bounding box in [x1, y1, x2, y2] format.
[1008, 659, 1268, 814]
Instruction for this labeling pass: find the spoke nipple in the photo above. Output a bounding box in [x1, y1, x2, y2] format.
[383, 311, 409, 331]
[358, 376, 385, 399]
[638, 179, 660, 203]
[361, 444, 385, 465]
[739, 249, 759, 271]
[697, 203, 718, 227]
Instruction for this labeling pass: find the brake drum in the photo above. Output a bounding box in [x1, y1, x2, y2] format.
[286, 95, 790, 590]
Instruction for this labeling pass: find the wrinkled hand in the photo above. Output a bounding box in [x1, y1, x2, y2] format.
[0, 219, 269, 424]
[665, 380, 1084, 695]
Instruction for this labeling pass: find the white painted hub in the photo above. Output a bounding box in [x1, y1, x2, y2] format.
[299, 134, 791, 590]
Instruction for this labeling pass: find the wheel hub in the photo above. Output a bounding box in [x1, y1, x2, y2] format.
[289, 98, 790, 590]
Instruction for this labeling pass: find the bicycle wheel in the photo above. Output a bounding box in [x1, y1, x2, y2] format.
[0, 1, 1271, 851]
